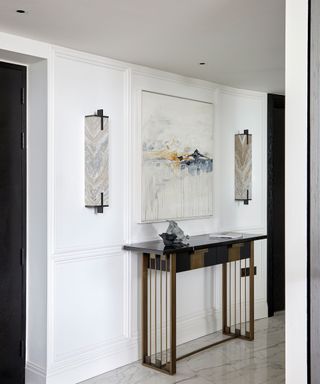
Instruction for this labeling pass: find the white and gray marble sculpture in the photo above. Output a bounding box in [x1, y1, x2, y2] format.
[159, 220, 190, 247]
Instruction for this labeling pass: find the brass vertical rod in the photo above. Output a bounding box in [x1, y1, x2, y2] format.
[166, 255, 168, 365]
[239, 259, 242, 335]
[155, 255, 157, 362]
[234, 260, 237, 331]
[142, 253, 149, 362]
[245, 257, 247, 334]
[169, 253, 177, 374]
[249, 242, 255, 340]
[229, 262, 231, 329]
[149, 256, 152, 359]
[160, 255, 163, 365]
[222, 264, 227, 333]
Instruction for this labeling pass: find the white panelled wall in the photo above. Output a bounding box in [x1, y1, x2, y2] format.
[49, 48, 267, 384]
[0, 33, 267, 384]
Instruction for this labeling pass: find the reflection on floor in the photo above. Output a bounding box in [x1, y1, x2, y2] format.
[81, 312, 285, 384]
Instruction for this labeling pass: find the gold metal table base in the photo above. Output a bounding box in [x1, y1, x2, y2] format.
[141, 241, 255, 375]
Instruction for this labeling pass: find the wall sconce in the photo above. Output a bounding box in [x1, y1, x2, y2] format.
[235, 129, 252, 205]
[85, 109, 109, 213]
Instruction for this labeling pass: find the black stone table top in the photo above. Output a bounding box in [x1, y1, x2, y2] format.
[123, 233, 267, 255]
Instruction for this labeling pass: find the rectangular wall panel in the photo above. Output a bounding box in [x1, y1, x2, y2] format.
[53, 253, 124, 361]
[54, 55, 126, 252]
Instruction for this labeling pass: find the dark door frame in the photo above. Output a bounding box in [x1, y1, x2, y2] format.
[0, 60, 27, 381]
[267, 93, 285, 317]
[19, 62, 27, 380]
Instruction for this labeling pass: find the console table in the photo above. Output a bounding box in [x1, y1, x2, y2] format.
[124, 233, 267, 375]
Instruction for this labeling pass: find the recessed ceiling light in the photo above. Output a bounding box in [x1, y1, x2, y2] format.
[16, 9, 26, 14]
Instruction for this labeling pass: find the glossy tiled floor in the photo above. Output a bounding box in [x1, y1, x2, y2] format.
[81, 312, 285, 384]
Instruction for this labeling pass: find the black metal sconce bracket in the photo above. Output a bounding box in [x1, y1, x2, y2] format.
[96, 192, 105, 214]
[243, 189, 250, 205]
[243, 129, 250, 144]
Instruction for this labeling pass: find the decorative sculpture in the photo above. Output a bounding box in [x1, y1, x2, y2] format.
[159, 220, 190, 247]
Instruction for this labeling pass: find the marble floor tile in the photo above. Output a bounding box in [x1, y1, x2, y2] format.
[80, 312, 285, 384]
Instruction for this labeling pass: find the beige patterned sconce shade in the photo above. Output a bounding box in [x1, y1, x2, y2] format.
[235, 130, 252, 205]
[85, 110, 109, 213]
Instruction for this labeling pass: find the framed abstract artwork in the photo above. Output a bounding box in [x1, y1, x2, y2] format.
[235, 130, 252, 205]
[141, 91, 214, 222]
[85, 109, 109, 213]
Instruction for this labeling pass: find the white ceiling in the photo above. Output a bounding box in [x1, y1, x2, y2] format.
[0, 0, 285, 93]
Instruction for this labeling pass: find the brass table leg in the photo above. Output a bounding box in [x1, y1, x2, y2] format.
[222, 241, 255, 341]
[169, 253, 176, 374]
[222, 264, 229, 334]
[249, 241, 255, 340]
[142, 253, 149, 364]
[141, 252, 177, 375]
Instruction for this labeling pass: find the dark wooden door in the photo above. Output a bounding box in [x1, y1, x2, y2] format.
[0, 62, 26, 384]
[267, 94, 285, 316]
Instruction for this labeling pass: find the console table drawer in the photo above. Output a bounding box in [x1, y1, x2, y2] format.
[176, 242, 251, 272]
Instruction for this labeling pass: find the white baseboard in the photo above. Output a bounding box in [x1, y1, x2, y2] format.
[46, 341, 139, 384]
[26, 362, 46, 384]
[44, 300, 268, 384]
[255, 300, 269, 320]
